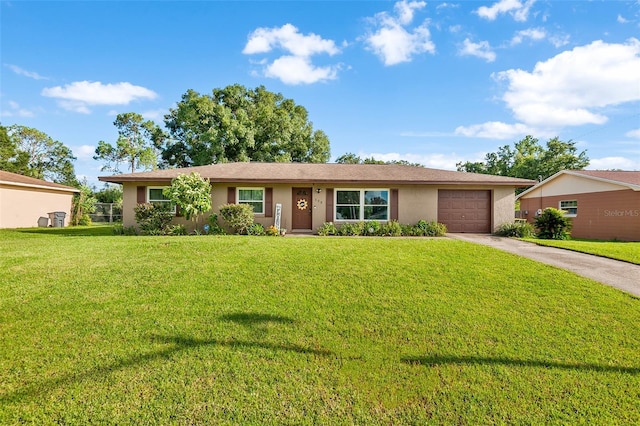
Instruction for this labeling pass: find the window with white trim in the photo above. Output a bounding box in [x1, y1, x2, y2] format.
[148, 187, 176, 213]
[559, 200, 577, 217]
[335, 189, 389, 221]
[238, 188, 265, 214]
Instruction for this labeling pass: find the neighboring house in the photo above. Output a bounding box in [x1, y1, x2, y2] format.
[0, 170, 79, 228]
[99, 162, 535, 234]
[517, 170, 640, 241]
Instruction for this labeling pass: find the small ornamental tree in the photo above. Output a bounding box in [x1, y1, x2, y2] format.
[535, 207, 572, 240]
[163, 172, 212, 229]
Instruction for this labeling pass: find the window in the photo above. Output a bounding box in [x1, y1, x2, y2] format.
[560, 200, 577, 217]
[238, 188, 264, 214]
[148, 187, 176, 213]
[335, 189, 389, 221]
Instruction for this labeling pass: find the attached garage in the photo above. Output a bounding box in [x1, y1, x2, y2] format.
[438, 190, 491, 233]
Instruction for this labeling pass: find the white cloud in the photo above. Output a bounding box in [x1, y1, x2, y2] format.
[73, 145, 96, 161]
[140, 109, 167, 121]
[457, 39, 640, 140]
[617, 15, 629, 24]
[459, 38, 496, 62]
[494, 38, 640, 128]
[42, 81, 158, 113]
[358, 151, 463, 170]
[243, 23, 341, 85]
[1, 100, 35, 117]
[588, 156, 640, 170]
[363, 0, 435, 66]
[510, 28, 546, 45]
[476, 0, 536, 22]
[626, 129, 640, 139]
[454, 121, 537, 139]
[5, 64, 48, 80]
[265, 56, 339, 85]
[548, 34, 570, 48]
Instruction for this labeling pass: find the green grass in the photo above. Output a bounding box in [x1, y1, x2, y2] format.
[525, 238, 640, 265]
[1, 228, 639, 424]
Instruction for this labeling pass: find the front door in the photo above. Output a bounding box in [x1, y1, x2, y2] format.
[292, 187, 312, 230]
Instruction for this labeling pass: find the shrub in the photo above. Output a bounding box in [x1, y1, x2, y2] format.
[113, 224, 138, 236]
[400, 224, 414, 236]
[166, 224, 187, 236]
[219, 203, 255, 234]
[339, 222, 364, 236]
[535, 207, 572, 240]
[412, 220, 447, 237]
[206, 213, 226, 235]
[317, 222, 338, 236]
[134, 203, 173, 235]
[363, 221, 381, 236]
[380, 220, 403, 237]
[247, 223, 266, 236]
[266, 225, 280, 236]
[495, 221, 535, 238]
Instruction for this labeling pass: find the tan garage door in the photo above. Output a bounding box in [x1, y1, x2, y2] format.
[438, 190, 491, 233]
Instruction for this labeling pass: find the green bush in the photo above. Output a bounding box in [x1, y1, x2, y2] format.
[317, 222, 338, 236]
[134, 203, 174, 235]
[380, 220, 403, 237]
[400, 224, 414, 236]
[495, 221, 535, 238]
[113, 224, 138, 235]
[339, 222, 364, 236]
[363, 221, 381, 236]
[412, 220, 447, 237]
[166, 224, 187, 236]
[247, 223, 266, 236]
[535, 208, 572, 240]
[206, 213, 226, 235]
[219, 204, 255, 234]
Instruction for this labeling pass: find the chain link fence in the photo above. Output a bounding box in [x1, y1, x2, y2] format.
[90, 203, 123, 223]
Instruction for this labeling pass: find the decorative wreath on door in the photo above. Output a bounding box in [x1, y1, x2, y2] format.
[297, 199, 308, 210]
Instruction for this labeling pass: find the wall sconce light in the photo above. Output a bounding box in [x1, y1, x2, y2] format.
[316, 188, 322, 194]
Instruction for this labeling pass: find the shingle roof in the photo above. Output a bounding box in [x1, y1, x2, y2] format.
[99, 162, 535, 186]
[569, 170, 640, 186]
[0, 170, 79, 192]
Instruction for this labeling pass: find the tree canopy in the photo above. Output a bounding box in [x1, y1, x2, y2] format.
[456, 136, 589, 182]
[335, 152, 424, 167]
[157, 85, 330, 167]
[94, 112, 161, 174]
[2, 124, 78, 186]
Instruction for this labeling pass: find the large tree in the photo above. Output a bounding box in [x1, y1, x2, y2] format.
[94, 112, 161, 174]
[335, 152, 424, 167]
[456, 136, 589, 181]
[3, 124, 77, 186]
[157, 85, 331, 167]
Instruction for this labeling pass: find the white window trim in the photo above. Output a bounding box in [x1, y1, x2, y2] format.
[237, 187, 265, 215]
[559, 200, 577, 217]
[335, 188, 390, 221]
[148, 186, 176, 214]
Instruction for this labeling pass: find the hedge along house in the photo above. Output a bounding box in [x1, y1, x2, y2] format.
[99, 162, 535, 234]
[0, 170, 79, 228]
[517, 170, 640, 241]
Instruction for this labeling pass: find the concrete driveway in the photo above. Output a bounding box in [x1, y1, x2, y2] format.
[447, 234, 640, 298]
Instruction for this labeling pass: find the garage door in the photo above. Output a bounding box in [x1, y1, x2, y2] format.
[438, 190, 491, 233]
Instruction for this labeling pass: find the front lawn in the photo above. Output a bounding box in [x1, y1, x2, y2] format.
[1, 228, 638, 424]
[526, 238, 640, 265]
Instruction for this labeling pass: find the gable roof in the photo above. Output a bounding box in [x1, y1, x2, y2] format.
[98, 162, 536, 187]
[0, 170, 79, 193]
[517, 169, 640, 199]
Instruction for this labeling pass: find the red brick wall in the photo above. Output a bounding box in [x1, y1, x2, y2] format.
[519, 189, 640, 241]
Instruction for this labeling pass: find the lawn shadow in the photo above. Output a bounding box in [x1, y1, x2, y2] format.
[402, 354, 640, 374]
[219, 312, 295, 325]
[15, 226, 114, 237]
[1, 330, 332, 404]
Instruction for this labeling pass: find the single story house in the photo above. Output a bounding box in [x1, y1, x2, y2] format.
[517, 170, 640, 241]
[0, 170, 79, 228]
[99, 162, 535, 234]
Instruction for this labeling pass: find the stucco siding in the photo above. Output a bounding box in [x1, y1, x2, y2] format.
[0, 185, 74, 228]
[492, 187, 516, 232]
[521, 173, 626, 198]
[519, 189, 640, 241]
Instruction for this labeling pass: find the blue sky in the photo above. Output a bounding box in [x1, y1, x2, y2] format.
[1, 0, 639, 187]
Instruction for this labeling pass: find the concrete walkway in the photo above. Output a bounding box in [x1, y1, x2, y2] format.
[447, 234, 640, 298]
